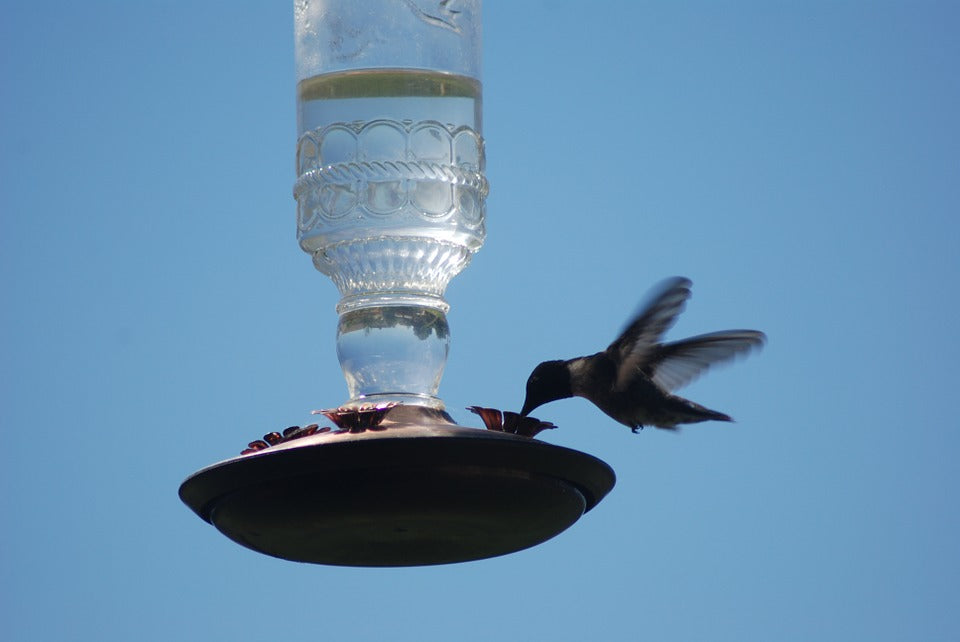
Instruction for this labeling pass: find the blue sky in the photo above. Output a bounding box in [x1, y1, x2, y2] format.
[3, 2, 959, 640]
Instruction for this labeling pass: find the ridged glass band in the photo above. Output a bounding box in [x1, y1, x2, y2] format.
[296, 119, 486, 306]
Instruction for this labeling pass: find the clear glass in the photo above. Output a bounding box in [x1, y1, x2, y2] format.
[293, 1, 485, 409]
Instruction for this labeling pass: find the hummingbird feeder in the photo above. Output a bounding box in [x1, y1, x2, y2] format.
[179, 0, 615, 567]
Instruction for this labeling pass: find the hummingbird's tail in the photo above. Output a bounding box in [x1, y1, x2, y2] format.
[694, 401, 732, 422]
[664, 396, 733, 426]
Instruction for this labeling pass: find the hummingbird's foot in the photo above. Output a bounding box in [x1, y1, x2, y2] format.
[631, 425, 644, 434]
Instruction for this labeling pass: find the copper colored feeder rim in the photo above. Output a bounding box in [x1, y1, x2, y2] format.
[183, 418, 614, 521]
[238, 404, 557, 457]
[179, 405, 616, 566]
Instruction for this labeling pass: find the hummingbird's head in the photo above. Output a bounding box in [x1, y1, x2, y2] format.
[520, 360, 573, 417]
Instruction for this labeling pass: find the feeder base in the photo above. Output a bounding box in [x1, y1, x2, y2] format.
[179, 410, 615, 567]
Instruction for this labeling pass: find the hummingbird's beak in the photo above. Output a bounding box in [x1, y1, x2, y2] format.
[519, 398, 534, 417]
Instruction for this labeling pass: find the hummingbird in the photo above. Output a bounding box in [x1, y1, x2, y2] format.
[519, 277, 765, 432]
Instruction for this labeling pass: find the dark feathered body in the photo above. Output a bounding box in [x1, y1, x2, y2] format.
[520, 277, 765, 432]
[568, 352, 732, 429]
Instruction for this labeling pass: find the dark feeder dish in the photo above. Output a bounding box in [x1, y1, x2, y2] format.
[179, 404, 615, 567]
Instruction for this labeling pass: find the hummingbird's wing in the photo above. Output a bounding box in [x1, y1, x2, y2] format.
[610, 277, 693, 389]
[642, 330, 766, 391]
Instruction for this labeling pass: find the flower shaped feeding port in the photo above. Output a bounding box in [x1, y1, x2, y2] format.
[178, 0, 614, 567]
